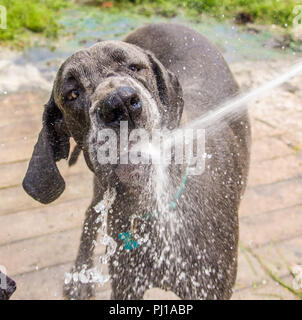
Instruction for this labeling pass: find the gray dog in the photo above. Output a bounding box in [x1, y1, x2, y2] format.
[23, 23, 250, 300]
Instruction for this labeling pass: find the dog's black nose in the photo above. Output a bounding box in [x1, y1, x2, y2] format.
[100, 87, 142, 126]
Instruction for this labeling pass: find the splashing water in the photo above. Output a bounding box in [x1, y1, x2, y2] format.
[64, 188, 117, 287]
[162, 59, 302, 155]
[144, 58, 302, 240]
[94, 188, 117, 265]
[126, 60, 302, 219]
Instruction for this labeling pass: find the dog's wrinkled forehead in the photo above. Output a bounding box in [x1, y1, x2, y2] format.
[89, 40, 148, 64]
[55, 41, 149, 90]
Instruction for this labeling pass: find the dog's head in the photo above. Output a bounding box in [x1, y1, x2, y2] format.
[23, 40, 183, 204]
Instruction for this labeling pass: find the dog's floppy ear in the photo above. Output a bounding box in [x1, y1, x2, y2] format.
[22, 91, 70, 204]
[147, 52, 184, 129]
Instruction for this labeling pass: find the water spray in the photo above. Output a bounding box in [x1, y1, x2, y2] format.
[165, 59, 302, 152]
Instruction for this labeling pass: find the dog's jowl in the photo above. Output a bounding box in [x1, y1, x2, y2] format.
[23, 23, 250, 300]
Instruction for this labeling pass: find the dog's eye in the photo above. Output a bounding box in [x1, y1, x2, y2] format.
[129, 64, 141, 72]
[67, 89, 79, 101]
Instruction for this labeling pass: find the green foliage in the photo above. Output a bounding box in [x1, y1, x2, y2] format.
[110, 0, 297, 27]
[0, 0, 70, 43]
[205, 0, 296, 27]
[0, 0, 297, 47]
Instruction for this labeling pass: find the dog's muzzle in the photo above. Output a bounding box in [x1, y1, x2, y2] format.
[98, 86, 142, 127]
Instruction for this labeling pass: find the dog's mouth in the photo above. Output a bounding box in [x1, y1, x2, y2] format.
[91, 120, 154, 187]
[113, 141, 152, 187]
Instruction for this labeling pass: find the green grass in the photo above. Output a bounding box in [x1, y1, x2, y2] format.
[0, 0, 299, 48]
[182, 0, 295, 27]
[240, 242, 302, 300]
[0, 0, 70, 46]
[100, 0, 297, 27]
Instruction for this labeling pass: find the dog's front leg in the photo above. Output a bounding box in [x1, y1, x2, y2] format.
[63, 205, 100, 300]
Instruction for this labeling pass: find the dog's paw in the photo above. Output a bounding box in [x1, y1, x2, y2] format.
[63, 268, 95, 300]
